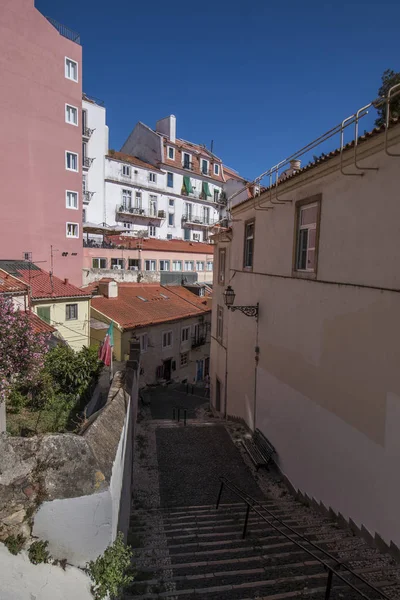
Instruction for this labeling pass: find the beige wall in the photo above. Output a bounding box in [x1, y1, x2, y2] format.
[33, 298, 90, 350]
[211, 131, 400, 548]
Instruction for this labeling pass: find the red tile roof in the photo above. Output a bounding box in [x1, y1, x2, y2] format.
[91, 283, 211, 330]
[107, 151, 162, 172]
[28, 312, 56, 335]
[162, 138, 224, 183]
[106, 235, 214, 255]
[0, 269, 28, 294]
[223, 165, 246, 183]
[0, 262, 91, 300]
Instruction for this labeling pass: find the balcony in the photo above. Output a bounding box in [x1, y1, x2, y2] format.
[116, 205, 166, 225]
[182, 162, 194, 171]
[215, 192, 228, 206]
[82, 126, 95, 140]
[182, 215, 217, 228]
[83, 156, 95, 170]
[82, 191, 95, 204]
[46, 17, 80, 44]
[192, 335, 207, 348]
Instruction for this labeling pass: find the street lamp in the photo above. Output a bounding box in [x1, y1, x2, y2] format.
[223, 285, 259, 320]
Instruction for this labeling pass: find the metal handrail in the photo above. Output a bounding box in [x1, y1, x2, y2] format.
[46, 17, 80, 44]
[216, 476, 391, 600]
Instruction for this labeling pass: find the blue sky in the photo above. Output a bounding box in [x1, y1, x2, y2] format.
[36, 0, 400, 180]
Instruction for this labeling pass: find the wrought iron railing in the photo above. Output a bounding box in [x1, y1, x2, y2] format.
[216, 476, 392, 600]
[82, 93, 105, 107]
[192, 335, 206, 348]
[46, 17, 80, 44]
[182, 215, 216, 226]
[82, 157, 95, 169]
[82, 126, 95, 139]
[82, 191, 95, 203]
[117, 206, 165, 219]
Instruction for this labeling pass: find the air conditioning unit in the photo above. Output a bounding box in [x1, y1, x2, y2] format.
[129, 266, 139, 271]
[193, 234, 201, 241]
[158, 210, 166, 218]
[113, 265, 122, 270]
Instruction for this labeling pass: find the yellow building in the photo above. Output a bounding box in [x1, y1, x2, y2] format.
[0, 261, 91, 350]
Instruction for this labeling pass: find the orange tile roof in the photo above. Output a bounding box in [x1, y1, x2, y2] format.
[162, 138, 224, 183]
[0, 261, 91, 300]
[28, 312, 56, 335]
[107, 151, 162, 172]
[106, 235, 214, 255]
[223, 165, 246, 183]
[91, 283, 211, 330]
[0, 269, 28, 294]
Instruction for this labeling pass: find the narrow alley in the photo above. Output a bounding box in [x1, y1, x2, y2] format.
[123, 385, 400, 600]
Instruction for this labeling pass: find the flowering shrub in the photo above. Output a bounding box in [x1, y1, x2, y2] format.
[0, 296, 48, 405]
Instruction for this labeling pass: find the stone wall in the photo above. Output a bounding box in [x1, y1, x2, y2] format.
[0, 343, 140, 567]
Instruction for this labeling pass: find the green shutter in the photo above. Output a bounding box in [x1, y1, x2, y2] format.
[183, 176, 193, 194]
[37, 306, 51, 324]
[202, 181, 211, 197]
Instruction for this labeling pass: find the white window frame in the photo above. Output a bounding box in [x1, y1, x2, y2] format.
[169, 198, 175, 207]
[201, 158, 209, 175]
[92, 258, 107, 269]
[214, 163, 220, 176]
[167, 172, 174, 188]
[122, 164, 131, 178]
[66, 303, 78, 321]
[216, 305, 224, 342]
[182, 152, 192, 168]
[148, 226, 157, 237]
[167, 146, 175, 160]
[66, 222, 79, 238]
[65, 104, 78, 126]
[172, 260, 182, 271]
[111, 258, 124, 269]
[296, 202, 318, 272]
[66, 151, 79, 172]
[159, 260, 170, 271]
[66, 190, 78, 210]
[144, 259, 156, 271]
[206, 261, 213, 271]
[149, 195, 158, 216]
[139, 333, 148, 353]
[149, 172, 157, 183]
[162, 330, 173, 349]
[184, 260, 194, 271]
[181, 326, 190, 342]
[168, 212, 174, 227]
[196, 261, 204, 271]
[65, 57, 78, 82]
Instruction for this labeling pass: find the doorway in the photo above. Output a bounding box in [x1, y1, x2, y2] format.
[196, 360, 204, 382]
[163, 359, 172, 381]
[215, 377, 221, 412]
[204, 357, 210, 377]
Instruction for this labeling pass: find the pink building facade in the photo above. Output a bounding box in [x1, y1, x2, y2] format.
[0, 0, 83, 285]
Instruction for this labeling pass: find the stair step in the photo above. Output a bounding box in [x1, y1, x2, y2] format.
[130, 517, 316, 534]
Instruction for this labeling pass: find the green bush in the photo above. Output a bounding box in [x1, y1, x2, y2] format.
[7, 388, 27, 414]
[4, 534, 25, 555]
[86, 533, 134, 600]
[28, 540, 51, 564]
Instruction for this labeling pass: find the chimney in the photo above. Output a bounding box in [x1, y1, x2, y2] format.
[64, 278, 69, 285]
[155, 115, 176, 143]
[98, 280, 118, 298]
[290, 159, 301, 172]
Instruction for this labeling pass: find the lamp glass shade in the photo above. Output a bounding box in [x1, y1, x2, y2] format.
[223, 285, 236, 307]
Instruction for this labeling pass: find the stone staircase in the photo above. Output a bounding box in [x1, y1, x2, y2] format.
[124, 501, 400, 600]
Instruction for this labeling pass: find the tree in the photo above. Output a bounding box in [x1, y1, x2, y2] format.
[375, 69, 400, 127]
[0, 296, 48, 428]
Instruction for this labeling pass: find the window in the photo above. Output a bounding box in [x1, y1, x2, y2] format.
[65, 104, 78, 126]
[122, 165, 131, 177]
[82, 174, 87, 194]
[66, 190, 78, 209]
[206, 261, 213, 271]
[135, 191, 142, 208]
[214, 189, 220, 203]
[169, 198, 174, 207]
[243, 220, 255, 269]
[167, 147, 175, 160]
[128, 259, 140, 270]
[184, 261, 194, 271]
[203, 207, 210, 224]
[145, 260, 156, 271]
[218, 249, 226, 285]
[65, 57, 78, 81]
[82, 208, 86, 222]
[294, 199, 320, 274]
[139, 333, 148, 353]
[216, 305, 224, 342]
[92, 258, 107, 269]
[149, 195, 157, 216]
[184, 202, 192, 221]
[123, 222, 132, 229]
[66, 222, 79, 238]
[66, 152, 78, 172]
[122, 189, 132, 209]
[111, 258, 124, 269]
[167, 172, 174, 188]
[168, 213, 174, 226]
[159, 260, 170, 271]
[180, 352, 189, 367]
[196, 261, 204, 271]
[201, 159, 209, 175]
[181, 326, 190, 342]
[214, 163, 220, 176]
[172, 260, 182, 271]
[162, 330, 173, 348]
[149, 172, 157, 183]
[183, 153, 191, 169]
[37, 306, 50, 324]
[66, 303, 78, 320]
[148, 225, 157, 237]
[184, 229, 191, 241]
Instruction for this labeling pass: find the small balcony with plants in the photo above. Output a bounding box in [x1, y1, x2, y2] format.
[116, 204, 166, 225]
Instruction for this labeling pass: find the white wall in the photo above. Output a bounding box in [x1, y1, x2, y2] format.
[83, 100, 107, 225]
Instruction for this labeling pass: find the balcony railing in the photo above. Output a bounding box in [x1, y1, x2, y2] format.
[83, 239, 116, 249]
[82, 126, 95, 139]
[192, 335, 207, 348]
[182, 162, 194, 171]
[182, 215, 217, 227]
[215, 192, 228, 206]
[83, 157, 95, 169]
[82, 93, 105, 107]
[46, 17, 80, 44]
[116, 206, 166, 220]
[82, 191, 95, 203]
